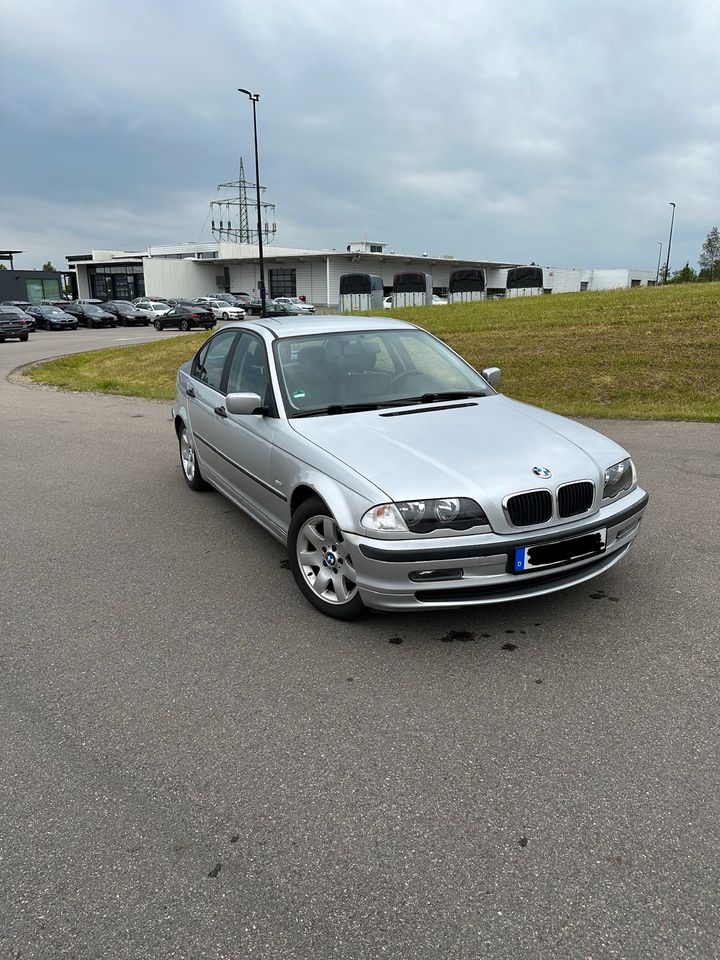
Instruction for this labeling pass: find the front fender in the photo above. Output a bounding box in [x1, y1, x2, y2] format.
[290, 469, 374, 536]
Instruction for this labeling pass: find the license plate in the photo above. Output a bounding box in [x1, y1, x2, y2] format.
[513, 529, 606, 573]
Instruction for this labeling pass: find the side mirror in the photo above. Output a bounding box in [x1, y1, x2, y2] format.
[225, 392, 263, 415]
[482, 366, 501, 387]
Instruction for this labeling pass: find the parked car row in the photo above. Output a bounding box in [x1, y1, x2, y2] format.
[1, 290, 318, 342]
[133, 292, 317, 317]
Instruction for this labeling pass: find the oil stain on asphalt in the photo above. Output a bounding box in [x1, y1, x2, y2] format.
[439, 629, 477, 643]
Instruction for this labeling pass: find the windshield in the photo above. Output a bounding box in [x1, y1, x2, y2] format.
[274, 328, 493, 417]
[46, 308, 66, 316]
[85, 305, 104, 314]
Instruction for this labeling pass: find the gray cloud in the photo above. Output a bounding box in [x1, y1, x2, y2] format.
[1, 0, 717, 273]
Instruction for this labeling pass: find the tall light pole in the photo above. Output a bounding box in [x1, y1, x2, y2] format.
[655, 241, 663, 285]
[663, 202, 676, 283]
[238, 87, 266, 317]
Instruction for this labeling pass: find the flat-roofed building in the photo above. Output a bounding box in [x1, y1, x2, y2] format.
[66, 239, 655, 305]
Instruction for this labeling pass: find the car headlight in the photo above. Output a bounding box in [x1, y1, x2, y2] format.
[603, 458, 636, 501]
[361, 498, 489, 533]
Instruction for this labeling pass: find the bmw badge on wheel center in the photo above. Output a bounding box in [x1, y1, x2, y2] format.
[172, 314, 648, 620]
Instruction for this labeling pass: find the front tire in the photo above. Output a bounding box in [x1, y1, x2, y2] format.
[179, 425, 208, 491]
[222, 311, 229, 321]
[179, 319, 190, 332]
[288, 497, 367, 620]
[154, 319, 164, 331]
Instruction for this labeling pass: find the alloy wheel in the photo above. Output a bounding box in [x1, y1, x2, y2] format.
[296, 515, 358, 605]
[180, 428, 195, 481]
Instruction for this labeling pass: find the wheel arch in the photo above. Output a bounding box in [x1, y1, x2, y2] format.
[290, 484, 326, 515]
[288, 476, 374, 535]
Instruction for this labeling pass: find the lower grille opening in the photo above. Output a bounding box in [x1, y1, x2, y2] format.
[415, 550, 625, 602]
[408, 568, 463, 583]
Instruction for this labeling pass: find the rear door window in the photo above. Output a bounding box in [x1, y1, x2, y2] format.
[192, 331, 238, 392]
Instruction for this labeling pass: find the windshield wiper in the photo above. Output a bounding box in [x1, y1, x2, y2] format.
[291, 393, 486, 418]
[292, 402, 382, 418]
[405, 390, 487, 404]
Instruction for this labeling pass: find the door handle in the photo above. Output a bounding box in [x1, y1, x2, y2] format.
[186, 386, 196, 398]
[214, 405, 227, 418]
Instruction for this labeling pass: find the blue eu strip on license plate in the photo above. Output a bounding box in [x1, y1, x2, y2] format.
[514, 548, 526, 572]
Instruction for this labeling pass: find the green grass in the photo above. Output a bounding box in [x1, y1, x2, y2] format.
[25, 283, 720, 420]
[26, 330, 213, 400]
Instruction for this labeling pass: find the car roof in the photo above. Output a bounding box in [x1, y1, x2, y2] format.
[229, 314, 417, 339]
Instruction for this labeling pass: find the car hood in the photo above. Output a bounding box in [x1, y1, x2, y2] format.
[290, 395, 627, 507]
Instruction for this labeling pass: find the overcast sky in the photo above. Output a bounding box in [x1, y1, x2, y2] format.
[2, 0, 718, 274]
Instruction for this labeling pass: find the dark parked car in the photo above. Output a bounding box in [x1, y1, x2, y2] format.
[153, 303, 216, 332]
[64, 303, 117, 328]
[100, 300, 150, 326]
[0, 304, 36, 332]
[26, 305, 78, 331]
[2, 300, 33, 311]
[243, 298, 286, 317]
[0, 309, 29, 341]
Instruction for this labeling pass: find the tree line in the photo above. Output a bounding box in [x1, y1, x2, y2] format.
[666, 226, 720, 284]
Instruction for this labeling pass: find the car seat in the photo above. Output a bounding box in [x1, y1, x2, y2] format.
[337, 340, 392, 403]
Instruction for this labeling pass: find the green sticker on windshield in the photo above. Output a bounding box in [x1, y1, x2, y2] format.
[292, 388, 306, 401]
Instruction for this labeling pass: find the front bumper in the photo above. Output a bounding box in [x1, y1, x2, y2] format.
[343, 488, 649, 611]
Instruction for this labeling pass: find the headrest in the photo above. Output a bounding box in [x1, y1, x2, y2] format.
[297, 345, 329, 366]
[342, 340, 380, 357]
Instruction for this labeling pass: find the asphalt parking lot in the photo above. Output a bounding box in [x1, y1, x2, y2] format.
[1, 328, 719, 959]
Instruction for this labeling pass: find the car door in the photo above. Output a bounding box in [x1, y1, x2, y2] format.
[219, 331, 282, 526]
[186, 330, 240, 486]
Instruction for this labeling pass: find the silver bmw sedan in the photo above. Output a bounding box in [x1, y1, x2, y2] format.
[172, 315, 648, 619]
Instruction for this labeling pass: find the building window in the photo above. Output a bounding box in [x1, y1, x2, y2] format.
[87, 264, 145, 300]
[25, 278, 61, 302]
[580, 281, 589, 291]
[89, 274, 108, 300]
[370, 244, 383, 252]
[630, 279, 641, 287]
[269, 268, 296, 298]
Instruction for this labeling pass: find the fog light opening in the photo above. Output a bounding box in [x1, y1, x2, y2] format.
[408, 568, 464, 583]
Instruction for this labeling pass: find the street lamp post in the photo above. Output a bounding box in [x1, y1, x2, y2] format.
[663, 202, 676, 283]
[238, 87, 266, 317]
[655, 241, 663, 285]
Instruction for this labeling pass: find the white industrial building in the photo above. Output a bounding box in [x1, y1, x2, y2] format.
[67, 240, 656, 305]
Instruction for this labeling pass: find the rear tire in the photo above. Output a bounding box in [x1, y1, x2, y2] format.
[20, 334, 28, 342]
[179, 425, 208, 491]
[288, 497, 368, 621]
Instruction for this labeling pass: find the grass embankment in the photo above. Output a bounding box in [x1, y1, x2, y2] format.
[26, 283, 720, 420]
[27, 331, 212, 400]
